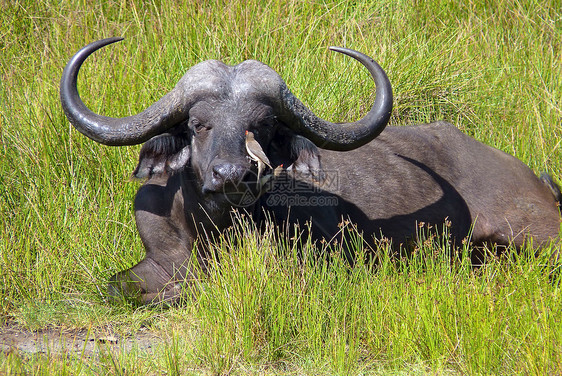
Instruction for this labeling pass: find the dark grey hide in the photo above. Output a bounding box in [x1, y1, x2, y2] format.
[60, 38, 561, 304]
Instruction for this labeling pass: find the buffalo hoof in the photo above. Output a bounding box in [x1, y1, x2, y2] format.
[107, 276, 184, 306]
[106, 258, 185, 305]
[107, 276, 183, 305]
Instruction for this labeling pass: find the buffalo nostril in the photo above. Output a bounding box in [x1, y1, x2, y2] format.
[212, 164, 231, 182]
[212, 166, 222, 180]
[211, 163, 247, 185]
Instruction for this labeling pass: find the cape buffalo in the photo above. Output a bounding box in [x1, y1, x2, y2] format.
[60, 37, 561, 303]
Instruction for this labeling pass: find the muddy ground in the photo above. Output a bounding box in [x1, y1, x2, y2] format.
[0, 323, 160, 358]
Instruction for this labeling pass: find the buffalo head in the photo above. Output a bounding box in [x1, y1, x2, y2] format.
[60, 37, 392, 206]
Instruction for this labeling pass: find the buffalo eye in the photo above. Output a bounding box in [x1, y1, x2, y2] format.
[190, 118, 207, 134]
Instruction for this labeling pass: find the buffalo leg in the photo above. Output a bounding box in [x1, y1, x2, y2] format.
[108, 175, 196, 304]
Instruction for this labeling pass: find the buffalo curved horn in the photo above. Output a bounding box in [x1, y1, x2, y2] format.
[60, 37, 202, 146]
[276, 47, 393, 151]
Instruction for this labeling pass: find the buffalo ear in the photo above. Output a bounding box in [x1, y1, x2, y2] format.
[132, 134, 191, 179]
[287, 135, 325, 182]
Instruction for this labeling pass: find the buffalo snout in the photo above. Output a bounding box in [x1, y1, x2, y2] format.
[202, 160, 250, 194]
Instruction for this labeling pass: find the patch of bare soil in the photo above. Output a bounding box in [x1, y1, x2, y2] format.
[0, 323, 160, 358]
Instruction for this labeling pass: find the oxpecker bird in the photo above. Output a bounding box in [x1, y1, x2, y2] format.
[245, 130, 272, 182]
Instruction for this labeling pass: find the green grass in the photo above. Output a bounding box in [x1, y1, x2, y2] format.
[1, 0, 562, 374]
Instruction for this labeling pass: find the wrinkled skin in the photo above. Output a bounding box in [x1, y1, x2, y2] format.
[60, 39, 561, 304]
